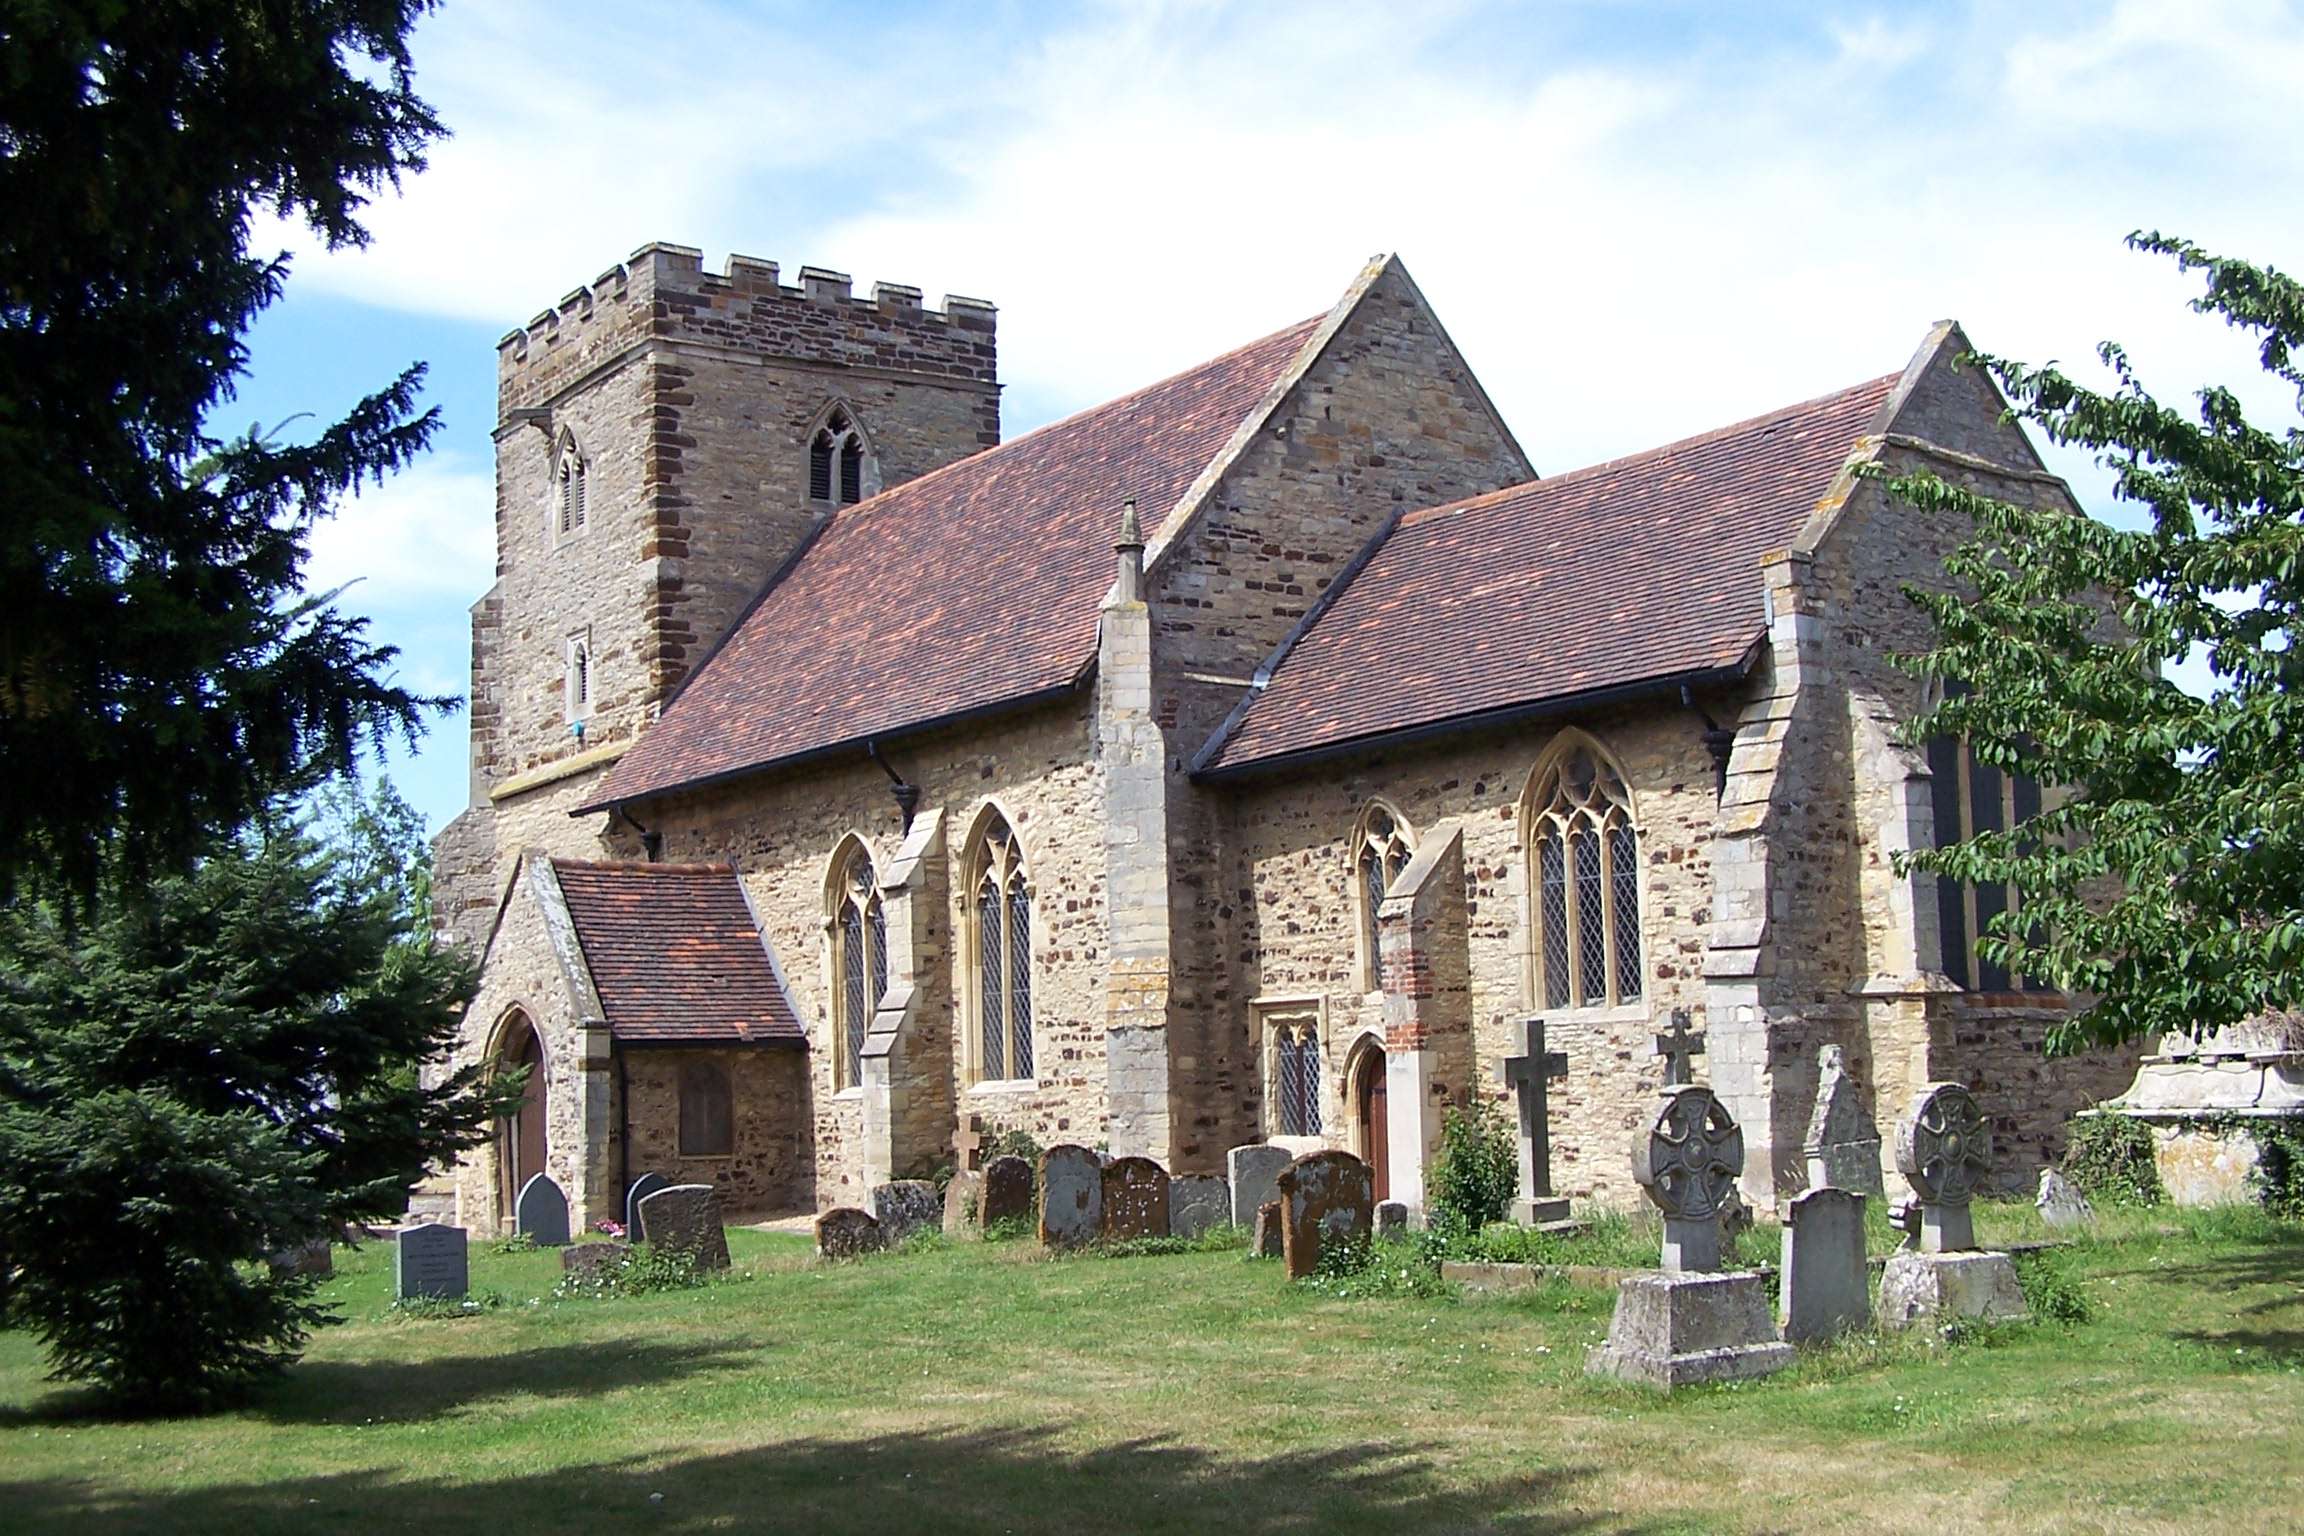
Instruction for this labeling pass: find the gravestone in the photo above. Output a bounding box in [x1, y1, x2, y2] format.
[953, 1114, 986, 1172]
[1878, 1082, 2025, 1330]
[1169, 1174, 1230, 1240]
[1502, 1018, 1571, 1225]
[1253, 1200, 1285, 1258]
[2036, 1168, 2094, 1232]
[561, 1240, 633, 1286]
[1377, 1201, 1408, 1240]
[1038, 1144, 1104, 1249]
[943, 1168, 983, 1240]
[1630, 1084, 1744, 1273]
[394, 1223, 468, 1301]
[1780, 1187, 1869, 1344]
[980, 1155, 1035, 1230]
[625, 1171, 670, 1241]
[1803, 1045, 1884, 1197]
[1277, 1150, 1374, 1281]
[1655, 1009, 1706, 1088]
[1227, 1144, 1293, 1229]
[269, 1237, 332, 1279]
[816, 1206, 884, 1258]
[1103, 1156, 1171, 1239]
[636, 1183, 731, 1271]
[873, 1180, 941, 1246]
[515, 1172, 571, 1248]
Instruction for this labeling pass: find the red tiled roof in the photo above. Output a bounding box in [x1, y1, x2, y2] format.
[590, 317, 1326, 807]
[1198, 374, 1900, 774]
[550, 861, 803, 1045]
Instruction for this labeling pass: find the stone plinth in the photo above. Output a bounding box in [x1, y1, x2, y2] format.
[1876, 1250, 2027, 1330]
[1586, 1271, 1793, 1391]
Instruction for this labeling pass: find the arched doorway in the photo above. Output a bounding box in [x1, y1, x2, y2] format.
[497, 1012, 548, 1220]
[1349, 1039, 1390, 1203]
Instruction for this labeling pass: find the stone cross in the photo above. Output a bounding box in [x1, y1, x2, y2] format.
[1502, 1018, 1571, 1225]
[954, 1114, 985, 1172]
[1655, 1009, 1706, 1088]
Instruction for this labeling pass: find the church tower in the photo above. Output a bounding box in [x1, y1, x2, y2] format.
[434, 244, 1000, 950]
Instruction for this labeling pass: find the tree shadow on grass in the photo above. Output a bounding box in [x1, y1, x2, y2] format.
[0, 1424, 1637, 1536]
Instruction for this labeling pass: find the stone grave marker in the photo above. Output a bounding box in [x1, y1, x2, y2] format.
[561, 1240, 633, 1286]
[1038, 1144, 1104, 1248]
[1169, 1173, 1229, 1240]
[394, 1222, 467, 1301]
[515, 1172, 571, 1248]
[980, 1155, 1035, 1230]
[1630, 1084, 1744, 1273]
[1377, 1201, 1408, 1240]
[954, 1114, 986, 1172]
[1878, 1082, 2026, 1329]
[1103, 1156, 1171, 1239]
[1502, 1017, 1572, 1224]
[1780, 1187, 1869, 1343]
[637, 1183, 731, 1271]
[943, 1168, 983, 1240]
[816, 1206, 884, 1258]
[1654, 1008, 1705, 1088]
[1227, 1144, 1293, 1230]
[625, 1171, 670, 1241]
[873, 1179, 941, 1246]
[1803, 1044, 1884, 1197]
[2035, 1168, 2094, 1231]
[1253, 1200, 1285, 1258]
[1277, 1150, 1374, 1281]
[269, 1236, 332, 1279]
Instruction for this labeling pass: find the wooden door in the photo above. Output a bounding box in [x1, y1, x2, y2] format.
[1359, 1052, 1390, 1203]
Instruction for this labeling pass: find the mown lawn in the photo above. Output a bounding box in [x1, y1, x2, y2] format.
[0, 1204, 2298, 1535]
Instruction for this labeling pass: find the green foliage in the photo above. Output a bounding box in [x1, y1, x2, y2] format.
[1884, 234, 2304, 1053]
[2251, 1121, 2304, 1219]
[2011, 1248, 2094, 1326]
[0, 0, 452, 898]
[1430, 1207, 1656, 1271]
[1298, 1236, 1453, 1300]
[984, 1213, 1036, 1243]
[983, 1125, 1044, 1168]
[2061, 1113, 2166, 1206]
[0, 804, 490, 1410]
[1426, 1097, 1518, 1238]
[551, 1245, 705, 1301]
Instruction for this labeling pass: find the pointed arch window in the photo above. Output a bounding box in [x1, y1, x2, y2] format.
[1925, 681, 2050, 993]
[554, 435, 589, 538]
[1352, 804, 1414, 991]
[1527, 738, 1644, 1011]
[809, 408, 868, 507]
[564, 633, 591, 722]
[968, 815, 1033, 1083]
[832, 845, 887, 1090]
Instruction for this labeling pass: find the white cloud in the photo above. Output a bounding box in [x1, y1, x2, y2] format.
[304, 453, 495, 696]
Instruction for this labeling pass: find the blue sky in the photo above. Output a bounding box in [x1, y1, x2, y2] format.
[230, 0, 2304, 834]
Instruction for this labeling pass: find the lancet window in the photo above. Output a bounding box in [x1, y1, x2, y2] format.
[564, 634, 591, 722]
[809, 408, 867, 507]
[968, 815, 1033, 1083]
[1352, 804, 1414, 991]
[1926, 684, 2048, 993]
[831, 844, 887, 1090]
[554, 434, 589, 538]
[1527, 737, 1644, 1011]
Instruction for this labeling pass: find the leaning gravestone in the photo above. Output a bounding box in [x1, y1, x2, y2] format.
[1253, 1201, 1285, 1258]
[943, 1168, 984, 1240]
[1227, 1144, 1293, 1230]
[625, 1171, 671, 1241]
[816, 1206, 884, 1258]
[636, 1183, 731, 1271]
[1103, 1156, 1171, 1239]
[269, 1236, 333, 1279]
[2035, 1168, 2094, 1232]
[1038, 1145, 1104, 1249]
[1804, 1044, 1885, 1197]
[980, 1155, 1035, 1230]
[1277, 1150, 1374, 1281]
[1588, 1085, 1790, 1390]
[515, 1172, 571, 1248]
[394, 1222, 468, 1301]
[873, 1180, 942, 1246]
[1877, 1082, 2026, 1329]
[1780, 1187, 1869, 1343]
[561, 1240, 634, 1286]
[1169, 1174, 1229, 1240]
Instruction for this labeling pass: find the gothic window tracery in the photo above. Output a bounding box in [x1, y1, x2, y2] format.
[1526, 736, 1644, 1011]
[1351, 804, 1414, 992]
[553, 433, 589, 538]
[831, 843, 886, 1090]
[1273, 1017, 1322, 1137]
[809, 408, 868, 507]
[967, 813, 1033, 1083]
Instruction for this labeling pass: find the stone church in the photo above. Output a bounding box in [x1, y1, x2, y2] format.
[429, 241, 2135, 1234]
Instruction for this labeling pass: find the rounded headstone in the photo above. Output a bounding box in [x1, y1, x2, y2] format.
[625, 1171, 671, 1241]
[872, 1180, 941, 1246]
[1276, 1150, 1374, 1280]
[1168, 1174, 1230, 1240]
[979, 1155, 1035, 1230]
[636, 1183, 731, 1271]
[1632, 1085, 1744, 1222]
[1102, 1156, 1171, 1240]
[1895, 1082, 1992, 1206]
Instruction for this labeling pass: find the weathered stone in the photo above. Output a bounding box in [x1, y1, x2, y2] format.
[1895, 1082, 1992, 1253]
[1876, 1250, 2027, 1330]
[1101, 1156, 1170, 1239]
[1586, 1271, 1793, 1390]
[268, 1237, 332, 1279]
[636, 1183, 731, 1271]
[1227, 1145, 1293, 1230]
[1780, 1187, 1869, 1344]
[1632, 1085, 1744, 1274]
[1502, 1018, 1572, 1225]
[624, 1171, 670, 1240]
[872, 1179, 941, 1246]
[979, 1155, 1034, 1230]
[1278, 1150, 1374, 1281]
[1254, 1200, 1285, 1258]
[1803, 1044, 1884, 1197]
[394, 1223, 467, 1301]
[1038, 1145, 1103, 1249]
[1168, 1173, 1229, 1240]
[1377, 1201, 1408, 1239]
[2035, 1168, 2093, 1231]
[815, 1206, 884, 1258]
[561, 1240, 633, 1284]
[515, 1172, 571, 1247]
[943, 1169, 983, 1240]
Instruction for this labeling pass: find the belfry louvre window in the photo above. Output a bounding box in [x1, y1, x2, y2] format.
[969, 816, 1033, 1082]
[555, 439, 588, 536]
[1353, 805, 1414, 991]
[832, 846, 887, 1089]
[1927, 710, 2048, 993]
[1528, 739, 1644, 1011]
[564, 636, 591, 722]
[809, 409, 866, 507]
[1274, 1018, 1322, 1137]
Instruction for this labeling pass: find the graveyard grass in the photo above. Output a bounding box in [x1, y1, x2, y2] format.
[2, 1206, 2300, 1534]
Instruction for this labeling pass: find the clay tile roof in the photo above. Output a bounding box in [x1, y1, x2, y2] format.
[1199, 374, 1900, 775]
[591, 316, 1326, 807]
[550, 860, 803, 1045]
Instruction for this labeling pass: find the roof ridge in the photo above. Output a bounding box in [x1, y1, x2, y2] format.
[551, 858, 734, 876]
[1397, 371, 1903, 529]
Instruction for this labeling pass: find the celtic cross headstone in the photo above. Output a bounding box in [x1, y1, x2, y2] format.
[1631, 1083, 1744, 1273]
[1654, 1009, 1705, 1088]
[1894, 1081, 1991, 1252]
[1502, 1018, 1571, 1224]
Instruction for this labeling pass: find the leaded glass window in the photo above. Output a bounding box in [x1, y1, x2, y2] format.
[1927, 685, 2049, 992]
[1527, 738, 1644, 1010]
[1274, 1018, 1322, 1137]
[832, 846, 885, 1089]
[1353, 805, 1414, 991]
[971, 816, 1033, 1082]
